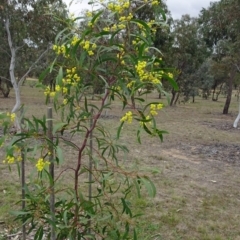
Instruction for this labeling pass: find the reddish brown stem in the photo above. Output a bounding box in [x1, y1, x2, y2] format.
[73, 88, 111, 227]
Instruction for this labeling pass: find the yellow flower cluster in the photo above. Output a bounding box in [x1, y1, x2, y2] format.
[140, 115, 151, 126]
[103, 23, 125, 32]
[86, 10, 93, 17]
[63, 98, 68, 105]
[112, 86, 121, 91]
[148, 72, 163, 84]
[63, 67, 81, 85]
[116, 50, 126, 65]
[7, 112, 16, 122]
[126, 81, 135, 89]
[154, 58, 162, 66]
[135, 61, 147, 79]
[132, 38, 143, 46]
[135, 61, 163, 84]
[80, 40, 97, 56]
[119, 13, 133, 22]
[139, 104, 163, 126]
[120, 111, 133, 123]
[147, 20, 158, 33]
[44, 86, 55, 97]
[36, 158, 50, 172]
[103, 0, 132, 32]
[44, 67, 81, 100]
[71, 36, 80, 46]
[52, 44, 66, 55]
[150, 103, 163, 116]
[151, 0, 159, 5]
[107, 0, 129, 13]
[167, 72, 173, 79]
[4, 155, 14, 164]
[3, 147, 22, 164]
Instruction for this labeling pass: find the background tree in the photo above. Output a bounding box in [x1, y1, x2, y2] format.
[199, 0, 240, 114]
[0, 0, 68, 99]
[166, 15, 209, 105]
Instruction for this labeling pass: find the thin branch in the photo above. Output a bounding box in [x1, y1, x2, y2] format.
[0, 46, 11, 57]
[15, 44, 25, 52]
[18, 47, 49, 86]
[0, 76, 11, 82]
[234, 64, 240, 72]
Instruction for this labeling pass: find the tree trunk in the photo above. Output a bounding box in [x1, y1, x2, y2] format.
[212, 83, 223, 101]
[5, 18, 21, 131]
[158, 91, 161, 99]
[233, 99, 240, 128]
[174, 92, 180, 105]
[170, 89, 176, 106]
[131, 95, 136, 109]
[5, 16, 48, 130]
[223, 69, 236, 114]
[0, 78, 11, 97]
[212, 87, 216, 101]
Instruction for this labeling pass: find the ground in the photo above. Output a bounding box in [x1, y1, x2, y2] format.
[1, 85, 240, 239]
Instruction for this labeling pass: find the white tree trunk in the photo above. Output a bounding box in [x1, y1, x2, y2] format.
[5, 17, 49, 131]
[5, 18, 21, 131]
[233, 100, 240, 128]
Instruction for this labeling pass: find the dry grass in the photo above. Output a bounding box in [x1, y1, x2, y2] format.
[1, 84, 240, 239]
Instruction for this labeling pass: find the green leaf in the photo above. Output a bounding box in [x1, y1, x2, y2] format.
[38, 67, 50, 83]
[49, 58, 57, 73]
[159, 7, 167, 21]
[131, 19, 151, 35]
[62, 138, 79, 150]
[155, 129, 168, 142]
[133, 179, 141, 198]
[134, 97, 145, 102]
[131, 33, 151, 46]
[143, 123, 152, 135]
[134, 229, 138, 240]
[55, 28, 69, 43]
[52, 122, 66, 135]
[10, 210, 31, 216]
[117, 121, 124, 140]
[137, 129, 141, 144]
[84, 97, 89, 112]
[148, 46, 163, 55]
[121, 198, 132, 217]
[63, 210, 68, 225]
[56, 146, 64, 164]
[140, 177, 156, 197]
[164, 73, 178, 91]
[110, 29, 123, 43]
[0, 136, 6, 147]
[91, 10, 103, 24]
[56, 66, 63, 85]
[79, 51, 87, 67]
[33, 116, 47, 134]
[34, 226, 43, 240]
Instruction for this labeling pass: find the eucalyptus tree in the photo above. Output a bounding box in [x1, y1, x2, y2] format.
[167, 14, 209, 105]
[199, 0, 240, 114]
[0, 0, 68, 129]
[192, 59, 214, 99]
